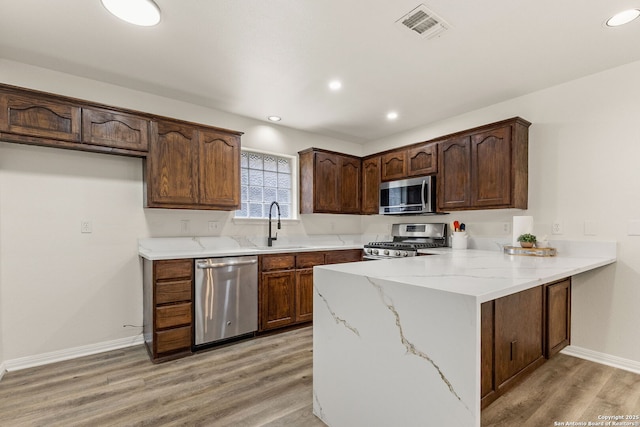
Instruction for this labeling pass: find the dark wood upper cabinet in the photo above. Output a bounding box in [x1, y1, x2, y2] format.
[147, 120, 241, 210]
[0, 91, 81, 142]
[380, 150, 407, 182]
[198, 129, 240, 208]
[361, 156, 381, 215]
[407, 143, 437, 176]
[340, 156, 361, 214]
[148, 120, 199, 206]
[438, 117, 530, 211]
[380, 142, 437, 182]
[299, 148, 361, 214]
[82, 107, 149, 151]
[438, 136, 472, 210]
[471, 126, 511, 207]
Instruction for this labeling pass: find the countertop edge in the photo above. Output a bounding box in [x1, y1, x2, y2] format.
[138, 244, 364, 261]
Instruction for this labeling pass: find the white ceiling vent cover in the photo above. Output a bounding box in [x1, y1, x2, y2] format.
[396, 4, 449, 39]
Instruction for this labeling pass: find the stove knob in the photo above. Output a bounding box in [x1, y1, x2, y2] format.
[365, 248, 371, 254]
[373, 249, 379, 255]
[383, 249, 389, 255]
[395, 251, 401, 256]
[402, 251, 409, 257]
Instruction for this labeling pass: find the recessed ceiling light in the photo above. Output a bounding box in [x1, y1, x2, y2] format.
[267, 116, 282, 122]
[328, 80, 342, 91]
[101, 0, 161, 27]
[386, 111, 399, 120]
[606, 9, 640, 27]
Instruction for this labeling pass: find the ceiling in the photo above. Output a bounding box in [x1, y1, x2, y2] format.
[1, 1, 640, 143]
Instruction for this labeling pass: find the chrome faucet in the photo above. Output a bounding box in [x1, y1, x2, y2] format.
[267, 201, 281, 247]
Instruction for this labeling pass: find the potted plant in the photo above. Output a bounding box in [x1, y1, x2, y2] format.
[517, 233, 537, 248]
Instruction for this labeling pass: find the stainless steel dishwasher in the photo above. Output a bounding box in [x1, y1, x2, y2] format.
[194, 255, 258, 347]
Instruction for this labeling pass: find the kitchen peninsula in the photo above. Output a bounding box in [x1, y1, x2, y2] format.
[312, 242, 616, 427]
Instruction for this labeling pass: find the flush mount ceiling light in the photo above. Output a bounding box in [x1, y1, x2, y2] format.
[328, 80, 342, 91]
[101, 0, 161, 26]
[606, 9, 640, 27]
[386, 111, 399, 120]
[267, 116, 282, 122]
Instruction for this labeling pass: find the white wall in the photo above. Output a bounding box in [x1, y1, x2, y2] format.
[0, 59, 363, 363]
[364, 60, 640, 364]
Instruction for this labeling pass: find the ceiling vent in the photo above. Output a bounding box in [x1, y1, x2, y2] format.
[396, 4, 449, 39]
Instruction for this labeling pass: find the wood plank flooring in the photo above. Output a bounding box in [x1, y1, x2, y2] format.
[0, 326, 638, 426]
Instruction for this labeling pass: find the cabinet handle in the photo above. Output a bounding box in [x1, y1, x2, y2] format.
[196, 259, 257, 269]
[510, 340, 517, 361]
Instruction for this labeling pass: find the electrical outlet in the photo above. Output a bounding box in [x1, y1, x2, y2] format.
[180, 219, 190, 234]
[80, 220, 92, 234]
[552, 221, 563, 235]
[208, 221, 220, 232]
[503, 222, 511, 233]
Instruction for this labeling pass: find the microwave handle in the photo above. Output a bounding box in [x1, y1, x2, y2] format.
[421, 179, 426, 209]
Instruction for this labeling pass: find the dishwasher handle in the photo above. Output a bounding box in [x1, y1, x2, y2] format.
[196, 259, 258, 269]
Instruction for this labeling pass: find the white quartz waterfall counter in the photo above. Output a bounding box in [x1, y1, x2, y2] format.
[312, 243, 616, 427]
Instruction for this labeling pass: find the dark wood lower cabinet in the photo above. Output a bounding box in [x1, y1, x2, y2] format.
[143, 258, 194, 363]
[545, 278, 571, 358]
[481, 278, 572, 409]
[258, 249, 363, 332]
[295, 268, 314, 323]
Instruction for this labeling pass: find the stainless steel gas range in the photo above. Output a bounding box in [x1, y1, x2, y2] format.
[363, 223, 448, 260]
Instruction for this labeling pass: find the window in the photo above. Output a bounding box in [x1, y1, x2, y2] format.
[235, 150, 295, 219]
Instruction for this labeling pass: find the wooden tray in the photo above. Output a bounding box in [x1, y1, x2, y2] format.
[503, 246, 557, 257]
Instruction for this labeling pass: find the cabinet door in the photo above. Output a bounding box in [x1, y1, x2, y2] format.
[438, 137, 471, 210]
[495, 286, 543, 388]
[0, 92, 81, 142]
[407, 143, 437, 176]
[148, 121, 199, 206]
[480, 301, 495, 405]
[314, 152, 340, 212]
[471, 126, 512, 207]
[260, 271, 296, 331]
[199, 129, 240, 208]
[82, 107, 149, 151]
[361, 156, 381, 214]
[545, 278, 571, 358]
[295, 268, 314, 323]
[380, 150, 407, 182]
[340, 156, 361, 213]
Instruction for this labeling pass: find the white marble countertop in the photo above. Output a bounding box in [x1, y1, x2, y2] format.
[318, 240, 617, 302]
[138, 235, 374, 260]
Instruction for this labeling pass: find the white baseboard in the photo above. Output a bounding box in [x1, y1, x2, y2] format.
[561, 345, 640, 375]
[0, 362, 6, 381]
[4, 335, 145, 372]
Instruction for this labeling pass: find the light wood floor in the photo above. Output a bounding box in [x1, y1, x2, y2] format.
[1, 326, 638, 426]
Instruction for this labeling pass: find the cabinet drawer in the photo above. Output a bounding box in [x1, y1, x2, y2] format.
[0, 92, 81, 142]
[155, 280, 192, 304]
[156, 303, 192, 329]
[261, 254, 295, 271]
[325, 249, 363, 264]
[155, 259, 193, 280]
[296, 252, 325, 268]
[155, 326, 191, 354]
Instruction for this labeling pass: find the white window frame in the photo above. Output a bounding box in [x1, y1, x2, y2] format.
[233, 148, 299, 223]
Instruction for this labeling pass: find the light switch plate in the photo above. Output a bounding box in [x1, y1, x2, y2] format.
[628, 220, 640, 236]
[584, 220, 598, 236]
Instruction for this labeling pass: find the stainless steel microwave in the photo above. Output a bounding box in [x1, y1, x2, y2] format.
[379, 176, 437, 215]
